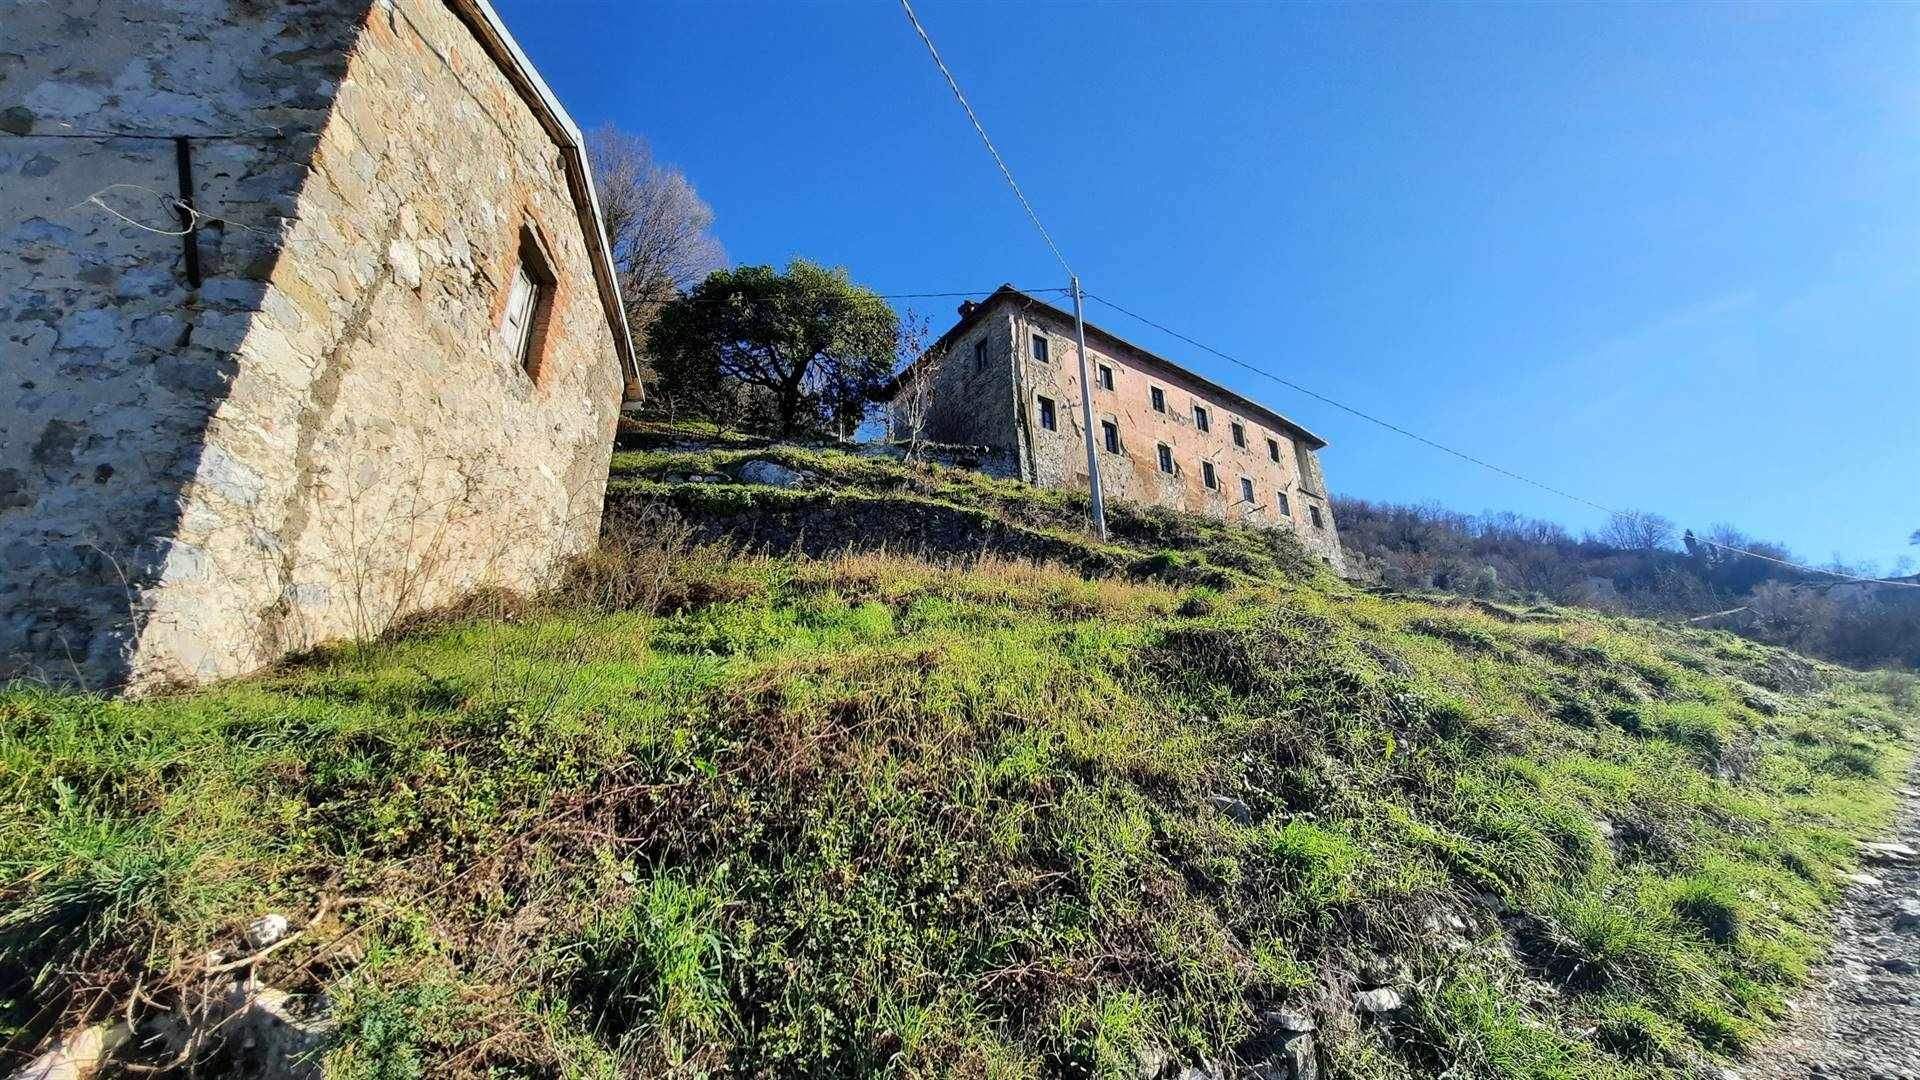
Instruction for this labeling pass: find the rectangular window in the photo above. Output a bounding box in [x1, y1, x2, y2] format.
[1276, 491, 1291, 517]
[1037, 395, 1056, 431]
[1032, 333, 1049, 362]
[1157, 444, 1174, 474]
[1201, 461, 1217, 490]
[1193, 404, 1211, 432]
[501, 264, 539, 367]
[1232, 422, 1246, 449]
[1150, 386, 1166, 413]
[973, 339, 987, 373]
[1267, 437, 1281, 463]
[1240, 476, 1254, 502]
[501, 224, 555, 379]
[1309, 505, 1324, 529]
[1098, 363, 1114, 390]
[1102, 420, 1120, 454]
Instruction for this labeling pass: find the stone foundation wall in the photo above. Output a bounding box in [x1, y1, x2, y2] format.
[1, 0, 623, 688]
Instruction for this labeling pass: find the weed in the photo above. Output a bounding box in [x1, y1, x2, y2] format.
[569, 872, 733, 1062]
[0, 435, 1911, 1077]
[1665, 872, 1744, 944]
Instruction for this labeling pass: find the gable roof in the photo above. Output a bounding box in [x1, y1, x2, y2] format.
[443, 0, 637, 386]
[921, 285, 1327, 450]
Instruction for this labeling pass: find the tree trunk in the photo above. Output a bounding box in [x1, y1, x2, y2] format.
[777, 371, 806, 437]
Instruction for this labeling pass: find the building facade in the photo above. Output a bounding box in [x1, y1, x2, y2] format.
[1, 0, 635, 689]
[897, 287, 1344, 570]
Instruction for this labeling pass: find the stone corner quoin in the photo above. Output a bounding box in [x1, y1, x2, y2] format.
[0, 0, 632, 691]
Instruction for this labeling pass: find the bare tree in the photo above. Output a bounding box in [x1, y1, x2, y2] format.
[1597, 510, 1678, 551]
[889, 311, 940, 458]
[587, 126, 726, 374]
[1747, 580, 1836, 652]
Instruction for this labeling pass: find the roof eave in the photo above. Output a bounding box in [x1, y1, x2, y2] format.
[977, 287, 1329, 450]
[442, 0, 639, 390]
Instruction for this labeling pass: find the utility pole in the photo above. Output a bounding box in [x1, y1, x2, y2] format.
[1070, 276, 1108, 540]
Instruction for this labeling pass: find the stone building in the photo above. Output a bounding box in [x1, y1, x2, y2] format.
[1, 0, 637, 689]
[893, 286, 1344, 569]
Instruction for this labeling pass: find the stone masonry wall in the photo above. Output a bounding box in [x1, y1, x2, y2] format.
[1, 0, 365, 684]
[895, 308, 1022, 453]
[1, 0, 624, 688]
[929, 297, 1345, 571]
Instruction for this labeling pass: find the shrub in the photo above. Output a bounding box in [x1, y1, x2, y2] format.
[561, 506, 754, 615]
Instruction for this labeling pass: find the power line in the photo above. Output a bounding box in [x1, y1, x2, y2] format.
[1084, 291, 1920, 591]
[898, 0, 1110, 540]
[897, 0, 1073, 280]
[624, 287, 1069, 306]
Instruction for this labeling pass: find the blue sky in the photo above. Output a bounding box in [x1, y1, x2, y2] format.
[498, 1, 1919, 570]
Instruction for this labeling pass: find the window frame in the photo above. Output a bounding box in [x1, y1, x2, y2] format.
[1157, 443, 1175, 474]
[1031, 333, 1049, 363]
[1231, 421, 1246, 449]
[1037, 395, 1057, 432]
[501, 223, 557, 380]
[1276, 491, 1291, 518]
[1149, 386, 1166, 413]
[1267, 437, 1281, 464]
[1309, 505, 1324, 529]
[1097, 363, 1114, 391]
[1193, 404, 1211, 432]
[1101, 419, 1121, 454]
[972, 338, 988, 373]
[1201, 460, 1218, 490]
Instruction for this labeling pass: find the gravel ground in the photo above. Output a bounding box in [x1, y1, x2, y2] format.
[1744, 777, 1920, 1080]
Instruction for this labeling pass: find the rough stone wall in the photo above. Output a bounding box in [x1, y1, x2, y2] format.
[1, 0, 366, 685]
[1, 0, 623, 688]
[933, 298, 1345, 570]
[894, 310, 1021, 453]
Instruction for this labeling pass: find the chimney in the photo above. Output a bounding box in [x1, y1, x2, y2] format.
[957, 299, 978, 319]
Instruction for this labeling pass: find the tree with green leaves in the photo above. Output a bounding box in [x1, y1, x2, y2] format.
[648, 261, 898, 438]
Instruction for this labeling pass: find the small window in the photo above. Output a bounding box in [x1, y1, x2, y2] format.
[1193, 404, 1211, 432]
[502, 265, 539, 366]
[1232, 422, 1246, 449]
[1157, 444, 1174, 474]
[973, 339, 987, 373]
[1267, 437, 1281, 463]
[501, 224, 556, 378]
[1037, 395, 1056, 431]
[1150, 386, 1166, 413]
[1102, 420, 1120, 454]
[1240, 476, 1255, 502]
[1276, 491, 1291, 517]
[1309, 505, 1324, 529]
[1032, 333, 1049, 362]
[1201, 461, 1218, 490]
[1098, 363, 1114, 391]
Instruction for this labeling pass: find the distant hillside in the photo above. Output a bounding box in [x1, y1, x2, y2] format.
[1, 426, 1913, 1079]
[1336, 497, 1920, 672]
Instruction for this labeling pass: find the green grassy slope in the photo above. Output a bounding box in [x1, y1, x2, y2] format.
[1, 436, 1912, 1079]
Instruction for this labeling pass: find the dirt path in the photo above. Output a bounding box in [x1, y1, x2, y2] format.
[1745, 780, 1920, 1080]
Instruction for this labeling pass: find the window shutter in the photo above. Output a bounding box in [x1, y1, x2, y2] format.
[503, 264, 538, 365]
